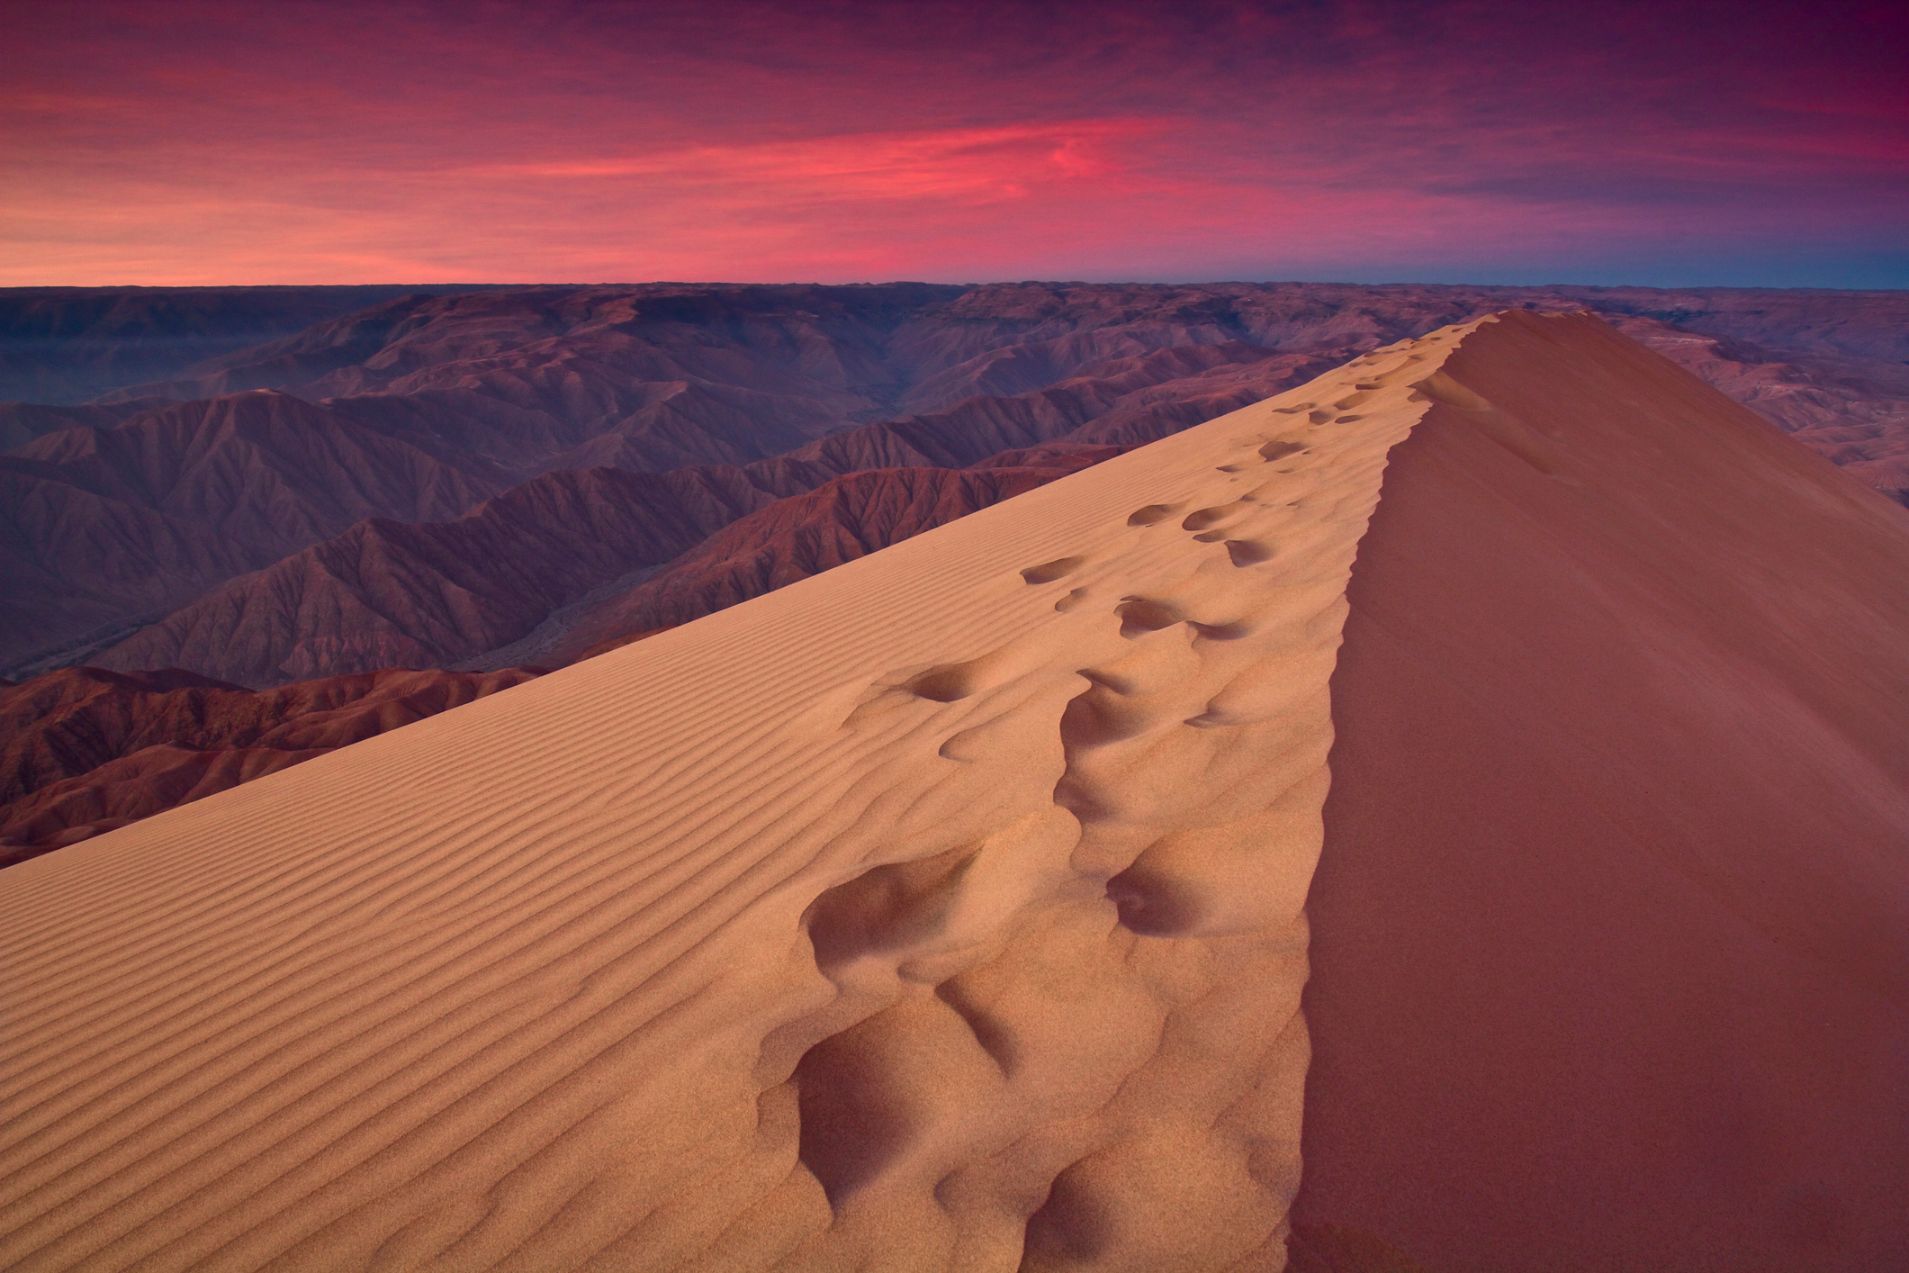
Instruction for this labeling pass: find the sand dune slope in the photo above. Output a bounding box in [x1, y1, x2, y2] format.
[5, 313, 1903, 1273]
[0, 323, 1471, 1271]
[1294, 312, 1909, 1273]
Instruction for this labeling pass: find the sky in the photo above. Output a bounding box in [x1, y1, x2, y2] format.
[2, 0, 1905, 288]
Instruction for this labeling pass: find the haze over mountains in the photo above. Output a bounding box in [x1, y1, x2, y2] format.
[4, 313, 1902, 1272]
[2, 281, 1906, 858]
[0, 286, 497, 406]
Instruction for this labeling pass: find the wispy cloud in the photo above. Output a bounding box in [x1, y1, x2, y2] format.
[464, 119, 1158, 205]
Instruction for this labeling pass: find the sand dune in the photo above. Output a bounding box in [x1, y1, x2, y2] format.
[0, 314, 1457, 1272]
[1291, 312, 1909, 1272]
[2, 313, 1903, 1271]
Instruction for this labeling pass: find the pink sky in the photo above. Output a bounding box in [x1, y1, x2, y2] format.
[2, 0, 1904, 287]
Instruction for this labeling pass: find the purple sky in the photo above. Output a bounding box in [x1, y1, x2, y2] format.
[3, 0, 1904, 286]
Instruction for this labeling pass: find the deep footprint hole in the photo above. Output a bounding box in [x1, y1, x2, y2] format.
[904, 659, 988, 702]
[1224, 539, 1275, 566]
[1180, 504, 1242, 532]
[1020, 555, 1086, 585]
[1115, 596, 1182, 637]
[1105, 859, 1206, 937]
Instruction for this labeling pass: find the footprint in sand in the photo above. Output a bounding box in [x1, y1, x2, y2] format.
[900, 652, 1007, 702]
[1181, 502, 1247, 533]
[1223, 539, 1276, 567]
[1115, 596, 1183, 638]
[1020, 555, 1085, 585]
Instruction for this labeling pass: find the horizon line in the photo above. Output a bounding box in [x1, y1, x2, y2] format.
[5, 278, 1908, 294]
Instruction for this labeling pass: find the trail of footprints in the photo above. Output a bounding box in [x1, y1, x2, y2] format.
[750, 354, 1428, 1263]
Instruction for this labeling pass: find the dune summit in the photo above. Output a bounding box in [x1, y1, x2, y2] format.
[1, 313, 1904, 1271]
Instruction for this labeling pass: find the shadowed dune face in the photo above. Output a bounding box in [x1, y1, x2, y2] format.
[0, 313, 1903, 1271]
[1295, 312, 1909, 1272]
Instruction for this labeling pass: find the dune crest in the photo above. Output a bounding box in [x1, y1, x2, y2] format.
[0, 318, 1475, 1270]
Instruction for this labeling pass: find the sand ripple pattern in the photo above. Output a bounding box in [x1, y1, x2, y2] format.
[0, 324, 1480, 1271]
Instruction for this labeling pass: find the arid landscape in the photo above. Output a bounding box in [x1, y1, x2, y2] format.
[4, 1, 1906, 1269]
[3, 282, 1907, 860]
[4, 310, 1905, 1272]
